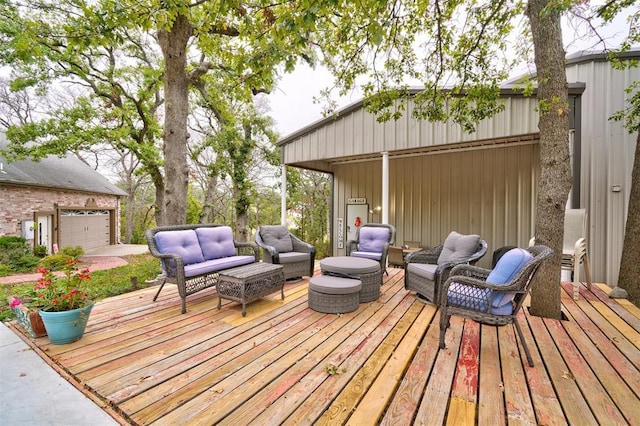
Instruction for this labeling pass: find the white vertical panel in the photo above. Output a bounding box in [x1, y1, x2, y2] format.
[566, 59, 639, 285]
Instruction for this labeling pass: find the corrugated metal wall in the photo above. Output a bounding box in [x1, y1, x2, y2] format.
[333, 142, 540, 269]
[282, 97, 541, 168]
[566, 59, 639, 285]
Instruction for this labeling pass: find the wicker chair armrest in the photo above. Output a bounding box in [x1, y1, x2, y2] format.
[290, 235, 315, 255]
[254, 232, 279, 261]
[346, 240, 358, 256]
[150, 252, 185, 279]
[235, 241, 259, 258]
[442, 274, 523, 293]
[448, 263, 492, 280]
[405, 244, 443, 265]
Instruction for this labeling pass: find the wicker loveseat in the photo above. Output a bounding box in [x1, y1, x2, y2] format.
[145, 224, 259, 313]
[255, 225, 315, 280]
[404, 231, 488, 304]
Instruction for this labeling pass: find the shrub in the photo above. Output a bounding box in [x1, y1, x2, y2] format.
[33, 245, 48, 258]
[60, 246, 84, 259]
[39, 254, 75, 271]
[0, 236, 41, 273]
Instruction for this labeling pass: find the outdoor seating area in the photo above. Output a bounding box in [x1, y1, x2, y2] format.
[8, 264, 639, 425]
[404, 231, 488, 304]
[145, 224, 259, 314]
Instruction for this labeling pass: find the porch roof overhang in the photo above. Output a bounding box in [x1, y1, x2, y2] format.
[278, 83, 586, 174]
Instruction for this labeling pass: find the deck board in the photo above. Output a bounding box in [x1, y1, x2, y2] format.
[8, 268, 640, 425]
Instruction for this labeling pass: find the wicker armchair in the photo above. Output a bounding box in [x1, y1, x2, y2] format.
[255, 225, 315, 280]
[404, 232, 488, 304]
[346, 223, 396, 275]
[439, 245, 552, 367]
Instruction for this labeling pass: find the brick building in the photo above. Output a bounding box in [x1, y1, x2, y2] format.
[0, 136, 126, 253]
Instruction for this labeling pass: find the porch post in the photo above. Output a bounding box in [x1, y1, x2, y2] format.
[281, 164, 287, 226]
[382, 151, 389, 224]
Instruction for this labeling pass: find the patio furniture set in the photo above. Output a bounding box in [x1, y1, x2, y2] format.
[146, 224, 553, 362]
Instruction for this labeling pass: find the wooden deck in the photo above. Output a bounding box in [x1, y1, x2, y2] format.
[10, 266, 640, 425]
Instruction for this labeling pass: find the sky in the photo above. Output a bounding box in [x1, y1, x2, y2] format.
[266, 5, 637, 138]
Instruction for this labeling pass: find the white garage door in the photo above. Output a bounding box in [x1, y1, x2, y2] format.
[59, 210, 110, 250]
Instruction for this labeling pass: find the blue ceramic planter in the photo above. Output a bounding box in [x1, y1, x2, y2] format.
[39, 303, 94, 345]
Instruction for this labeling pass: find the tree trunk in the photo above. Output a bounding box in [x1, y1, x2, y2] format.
[123, 173, 134, 244]
[158, 14, 191, 225]
[233, 122, 254, 242]
[526, 0, 572, 319]
[618, 131, 640, 306]
[148, 167, 166, 226]
[199, 174, 219, 224]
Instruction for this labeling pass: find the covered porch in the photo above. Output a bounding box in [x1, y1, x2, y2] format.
[8, 267, 640, 425]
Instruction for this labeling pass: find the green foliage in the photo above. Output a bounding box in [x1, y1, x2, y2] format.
[60, 246, 85, 259]
[313, 0, 524, 132]
[33, 245, 48, 258]
[0, 254, 161, 321]
[288, 169, 331, 259]
[187, 190, 203, 224]
[0, 236, 41, 275]
[38, 254, 75, 271]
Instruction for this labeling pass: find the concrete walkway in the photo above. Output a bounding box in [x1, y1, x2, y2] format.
[1, 244, 149, 425]
[0, 323, 119, 425]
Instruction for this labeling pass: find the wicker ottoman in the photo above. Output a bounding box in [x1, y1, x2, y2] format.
[308, 276, 362, 314]
[319, 256, 382, 302]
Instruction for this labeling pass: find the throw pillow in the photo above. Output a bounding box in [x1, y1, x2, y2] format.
[437, 231, 481, 264]
[488, 248, 533, 307]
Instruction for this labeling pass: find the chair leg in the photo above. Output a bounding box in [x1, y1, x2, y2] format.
[583, 253, 592, 290]
[573, 256, 580, 300]
[152, 277, 167, 301]
[514, 318, 534, 367]
[438, 309, 449, 349]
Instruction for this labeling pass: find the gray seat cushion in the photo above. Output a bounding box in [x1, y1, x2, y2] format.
[260, 225, 294, 253]
[309, 276, 362, 294]
[437, 231, 481, 264]
[278, 251, 310, 264]
[320, 256, 380, 275]
[407, 263, 438, 281]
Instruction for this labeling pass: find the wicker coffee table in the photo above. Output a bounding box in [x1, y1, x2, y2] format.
[217, 263, 285, 316]
[319, 256, 382, 302]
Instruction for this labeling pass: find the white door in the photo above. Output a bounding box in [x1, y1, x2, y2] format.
[36, 214, 53, 253]
[346, 204, 369, 244]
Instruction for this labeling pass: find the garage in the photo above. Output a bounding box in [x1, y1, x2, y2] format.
[58, 209, 111, 250]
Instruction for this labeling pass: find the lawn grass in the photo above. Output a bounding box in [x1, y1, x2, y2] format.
[0, 254, 161, 322]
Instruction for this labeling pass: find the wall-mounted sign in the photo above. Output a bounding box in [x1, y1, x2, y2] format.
[347, 198, 367, 205]
[337, 218, 344, 249]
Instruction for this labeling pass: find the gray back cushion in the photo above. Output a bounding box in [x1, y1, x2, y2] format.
[437, 231, 481, 264]
[260, 225, 294, 253]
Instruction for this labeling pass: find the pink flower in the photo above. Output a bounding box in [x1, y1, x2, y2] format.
[9, 298, 21, 309]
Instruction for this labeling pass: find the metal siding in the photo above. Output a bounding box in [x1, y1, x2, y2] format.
[283, 97, 540, 164]
[566, 60, 639, 285]
[332, 143, 539, 267]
